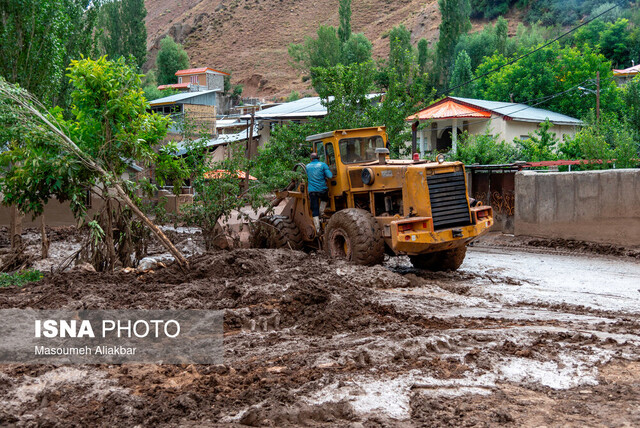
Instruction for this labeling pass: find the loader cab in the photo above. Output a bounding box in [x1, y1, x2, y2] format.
[308, 128, 387, 170]
[306, 127, 388, 211]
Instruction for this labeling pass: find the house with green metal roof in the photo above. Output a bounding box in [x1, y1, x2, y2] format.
[407, 97, 583, 156]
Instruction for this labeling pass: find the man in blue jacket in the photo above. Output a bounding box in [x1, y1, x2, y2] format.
[306, 152, 333, 233]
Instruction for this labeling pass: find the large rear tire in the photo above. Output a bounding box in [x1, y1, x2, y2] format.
[324, 208, 384, 265]
[409, 247, 467, 271]
[251, 215, 303, 250]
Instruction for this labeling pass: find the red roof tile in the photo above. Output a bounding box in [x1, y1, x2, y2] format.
[175, 67, 230, 76]
[203, 170, 257, 180]
[157, 82, 191, 90]
[406, 99, 491, 121]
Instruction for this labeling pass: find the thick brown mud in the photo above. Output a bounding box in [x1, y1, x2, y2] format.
[1, 243, 639, 426]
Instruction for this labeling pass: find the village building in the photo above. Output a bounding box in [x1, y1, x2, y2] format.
[149, 91, 219, 139]
[613, 63, 640, 86]
[407, 96, 582, 157]
[157, 67, 229, 92]
[242, 96, 327, 147]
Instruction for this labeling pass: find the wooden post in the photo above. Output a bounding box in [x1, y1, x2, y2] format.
[40, 213, 49, 259]
[244, 109, 255, 191]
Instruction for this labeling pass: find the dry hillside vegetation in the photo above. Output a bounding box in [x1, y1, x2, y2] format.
[145, 0, 444, 97]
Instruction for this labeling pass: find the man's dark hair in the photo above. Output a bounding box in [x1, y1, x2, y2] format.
[310, 152, 319, 160]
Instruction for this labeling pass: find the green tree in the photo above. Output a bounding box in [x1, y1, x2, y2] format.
[338, 0, 352, 44]
[515, 120, 559, 162]
[599, 19, 632, 68]
[156, 36, 190, 85]
[252, 121, 322, 191]
[0, 57, 188, 269]
[341, 33, 373, 65]
[312, 62, 377, 128]
[287, 90, 301, 102]
[288, 25, 341, 72]
[475, 44, 620, 119]
[559, 126, 612, 169]
[435, 0, 471, 85]
[451, 127, 517, 164]
[121, 0, 148, 68]
[450, 50, 475, 97]
[97, 0, 148, 69]
[454, 25, 497, 71]
[470, 0, 515, 19]
[560, 113, 639, 169]
[495, 16, 508, 55]
[55, 0, 102, 108]
[623, 75, 640, 133]
[0, 0, 99, 105]
[385, 24, 415, 89]
[417, 38, 429, 73]
[182, 143, 264, 250]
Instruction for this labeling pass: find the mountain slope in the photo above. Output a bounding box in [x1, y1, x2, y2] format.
[144, 0, 443, 98]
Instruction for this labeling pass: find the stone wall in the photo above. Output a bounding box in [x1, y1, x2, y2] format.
[514, 169, 640, 246]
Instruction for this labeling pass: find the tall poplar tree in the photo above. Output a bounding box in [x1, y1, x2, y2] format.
[338, 0, 352, 44]
[450, 50, 475, 97]
[435, 0, 471, 85]
[98, 0, 148, 69]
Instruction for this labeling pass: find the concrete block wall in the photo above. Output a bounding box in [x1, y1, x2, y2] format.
[514, 169, 640, 246]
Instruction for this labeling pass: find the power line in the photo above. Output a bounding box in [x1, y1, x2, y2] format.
[439, 2, 621, 97]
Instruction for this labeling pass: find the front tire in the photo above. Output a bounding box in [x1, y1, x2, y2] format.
[251, 215, 303, 250]
[409, 247, 467, 271]
[324, 208, 384, 265]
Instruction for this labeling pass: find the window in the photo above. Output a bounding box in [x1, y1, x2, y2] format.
[338, 136, 384, 164]
[178, 77, 182, 84]
[314, 141, 325, 162]
[325, 143, 336, 175]
[190, 75, 198, 84]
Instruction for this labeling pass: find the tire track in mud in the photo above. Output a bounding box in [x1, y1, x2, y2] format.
[0, 248, 639, 426]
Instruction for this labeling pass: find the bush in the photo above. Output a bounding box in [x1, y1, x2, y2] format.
[514, 119, 559, 162]
[559, 115, 640, 169]
[0, 270, 43, 287]
[450, 126, 517, 164]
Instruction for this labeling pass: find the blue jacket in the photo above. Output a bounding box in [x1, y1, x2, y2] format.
[306, 159, 332, 192]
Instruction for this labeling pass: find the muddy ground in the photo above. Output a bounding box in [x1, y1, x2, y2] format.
[1, 230, 640, 427]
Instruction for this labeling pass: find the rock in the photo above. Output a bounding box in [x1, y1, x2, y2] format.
[72, 262, 96, 273]
[137, 255, 175, 271]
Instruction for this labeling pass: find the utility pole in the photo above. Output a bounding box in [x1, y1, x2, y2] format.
[243, 108, 255, 191]
[596, 71, 600, 124]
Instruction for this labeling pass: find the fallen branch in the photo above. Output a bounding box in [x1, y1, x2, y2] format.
[0, 82, 189, 270]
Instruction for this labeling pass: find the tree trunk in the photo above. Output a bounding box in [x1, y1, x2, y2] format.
[40, 213, 49, 259]
[112, 183, 189, 270]
[10, 206, 22, 249]
[104, 198, 116, 271]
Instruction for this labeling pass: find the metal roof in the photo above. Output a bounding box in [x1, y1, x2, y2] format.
[148, 90, 220, 106]
[246, 97, 327, 120]
[175, 125, 259, 156]
[613, 64, 640, 76]
[241, 93, 383, 120]
[449, 97, 583, 125]
[305, 126, 386, 142]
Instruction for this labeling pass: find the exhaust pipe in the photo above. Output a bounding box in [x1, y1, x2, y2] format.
[375, 148, 389, 165]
